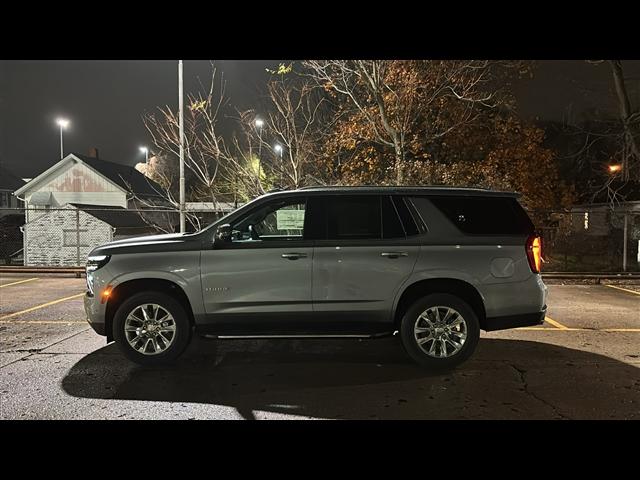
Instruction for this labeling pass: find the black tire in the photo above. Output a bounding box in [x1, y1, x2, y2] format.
[113, 291, 192, 366]
[399, 293, 480, 371]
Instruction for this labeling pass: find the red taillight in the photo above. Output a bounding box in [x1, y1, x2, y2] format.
[526, 235, 542, 273]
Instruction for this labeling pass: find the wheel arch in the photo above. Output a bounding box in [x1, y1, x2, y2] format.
[393, 278, 487, 330]
[104, 278, 195, 342]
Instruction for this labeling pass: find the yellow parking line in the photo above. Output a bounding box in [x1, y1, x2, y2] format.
[0, 320, 87, 324]
[544, 316, 569, 330]
[516, 327, 640, 332]
[0, 277, 39, 288]
[605, 284, 640, 296]
[0, 292, 85, 320]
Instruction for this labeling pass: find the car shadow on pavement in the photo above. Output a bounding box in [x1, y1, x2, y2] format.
[61, 336, 640, 419]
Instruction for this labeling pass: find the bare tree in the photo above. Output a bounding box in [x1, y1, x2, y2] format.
[143, 64, 233, 208]
[303, 60, 517, 184]
[236, 74, 331, 191]
[565, 61, 640, 205]
[609, 60, 640, 182]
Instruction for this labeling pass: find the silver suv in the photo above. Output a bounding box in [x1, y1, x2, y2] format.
[84, 186, 547, 369]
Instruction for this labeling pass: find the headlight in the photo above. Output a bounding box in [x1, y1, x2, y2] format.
[86, 255, 110, 295]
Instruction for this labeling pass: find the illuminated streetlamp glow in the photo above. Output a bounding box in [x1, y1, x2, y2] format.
[139, 146, 149, 163]
[274, 144, 283, 155]
[255, 118, 264, 129]
[608, 164, 623, 173]
[55, 118, 70, 159]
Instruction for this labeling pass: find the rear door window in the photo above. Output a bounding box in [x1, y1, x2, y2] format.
[426, 196, 534, 235]
[326, 195, 381, 240]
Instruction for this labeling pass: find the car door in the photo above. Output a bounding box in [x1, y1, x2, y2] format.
[200, 195, 314, 335]
[311, 194, 420, 334]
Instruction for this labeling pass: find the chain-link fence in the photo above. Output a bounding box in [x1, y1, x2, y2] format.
[1, 205, 639, 271]
[0, 206, 227, 267]
[530, 209, 640, 272]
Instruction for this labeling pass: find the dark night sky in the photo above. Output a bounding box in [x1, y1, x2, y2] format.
[1, 60, 639, 178]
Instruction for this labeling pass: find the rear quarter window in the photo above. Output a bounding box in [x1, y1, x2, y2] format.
[426, 196, 534, 235]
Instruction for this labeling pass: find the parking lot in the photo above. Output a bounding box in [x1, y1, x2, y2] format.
[1, 274, 638, 420]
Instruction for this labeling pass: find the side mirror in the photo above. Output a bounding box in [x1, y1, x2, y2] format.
[214, 224, 232, 247]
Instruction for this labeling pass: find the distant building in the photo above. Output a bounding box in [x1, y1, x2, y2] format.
[13, 151, 165, 220]
[13, 151, 167, 266]
[0, 165, 25, 264]
[0, 165, 25, 214]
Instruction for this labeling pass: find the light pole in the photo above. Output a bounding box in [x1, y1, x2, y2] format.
[274, 143, 283, 187]
[139, 146, 149, 164]
[178, 60, 185, 233]
[56, 118, 69, 159]
[255, 118, 264, 188]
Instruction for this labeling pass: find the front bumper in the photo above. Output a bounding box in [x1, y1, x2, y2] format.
[483, 306, 547, 332]
[84, 292, 107, 336]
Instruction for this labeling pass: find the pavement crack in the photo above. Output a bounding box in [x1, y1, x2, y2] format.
[508, 363, 571, 420]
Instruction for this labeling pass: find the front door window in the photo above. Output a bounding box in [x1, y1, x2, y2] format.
[230, 198, 306, 243]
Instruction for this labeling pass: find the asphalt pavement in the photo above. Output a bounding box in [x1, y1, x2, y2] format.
[1, 275, 638, 419]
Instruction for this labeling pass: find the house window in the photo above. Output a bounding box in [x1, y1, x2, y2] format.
[583, 212, 589, 230]
[0, 192, 8, 207]
[63, 229, 89, 247]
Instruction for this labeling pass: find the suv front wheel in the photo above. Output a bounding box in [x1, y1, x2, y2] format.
[400, 293, 480, 370]
[113, 291, 192, 366]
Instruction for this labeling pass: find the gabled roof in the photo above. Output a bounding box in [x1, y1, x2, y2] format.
[70, 204, 151, 229]
[14, 153, 164, 198]
[73, 154, 163, 197]
[0, 165, 25, 191]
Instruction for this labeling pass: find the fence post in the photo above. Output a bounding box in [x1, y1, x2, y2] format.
[622, 212, 628, 272]
[76, 208, 80, 266]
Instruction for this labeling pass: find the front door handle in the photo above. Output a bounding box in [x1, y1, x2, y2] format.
[381, 252, 409, 259]
[282, 252, 308, 260]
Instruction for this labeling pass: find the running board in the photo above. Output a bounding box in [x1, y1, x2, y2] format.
[201, 332, 395, 340]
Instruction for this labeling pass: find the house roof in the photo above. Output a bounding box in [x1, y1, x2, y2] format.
[0, 165, 25, 191]
[14, 153, 164, 198]
[70, 204, 151, 229]
[72, 154, 163, 198]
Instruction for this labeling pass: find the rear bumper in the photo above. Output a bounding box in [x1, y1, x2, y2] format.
[483, 307, 546, 332]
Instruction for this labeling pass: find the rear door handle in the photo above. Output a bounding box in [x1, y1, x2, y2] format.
[381, 252, 409, 259]
[282, 252, 308, 260]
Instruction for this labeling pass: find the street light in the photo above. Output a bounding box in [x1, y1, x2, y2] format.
[139, 146, 149, 163]
[274, 144, 283, 186]
[608, 164, 623, 173]
[56, 118, 69, 159]
[255, 118, 264, 187]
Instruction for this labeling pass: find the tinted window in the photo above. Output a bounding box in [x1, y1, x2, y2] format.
[382, 196, 405, 239]
[327, 195, 381, 240]
[393, 196, 420, 236]
[427, 196, 534, 235]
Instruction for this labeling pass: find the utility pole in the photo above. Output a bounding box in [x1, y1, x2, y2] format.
[179, 60, 186, 233]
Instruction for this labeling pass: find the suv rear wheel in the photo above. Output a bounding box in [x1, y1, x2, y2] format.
[400, 293, 480, 370]
[113, 291, 192, 366]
